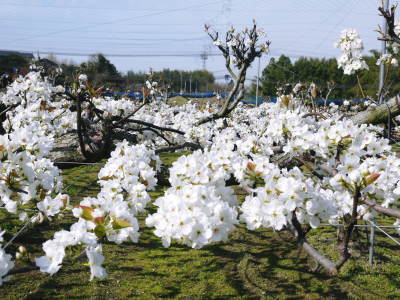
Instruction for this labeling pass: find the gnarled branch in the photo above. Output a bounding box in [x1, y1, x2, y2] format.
[289, 213, 338, 275]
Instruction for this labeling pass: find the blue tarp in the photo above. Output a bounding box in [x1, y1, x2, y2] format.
[240, 97, 368, 105]
[102, 92, 225, 99]
[103, 92, 143, 99]
[168, 92, 225, 99]
[101, 91, 365, 105]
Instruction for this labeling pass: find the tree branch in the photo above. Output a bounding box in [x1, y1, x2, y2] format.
[362, 198, 400, 218]
[155, 142, 202, 154]
[351, 95, 400, 125]
[378, 4, 400, 44]
[289, 213, 338, 275]
[335, 186, 360, 269]
[124, 119, 184, 135]
[74, 94, 89, 159]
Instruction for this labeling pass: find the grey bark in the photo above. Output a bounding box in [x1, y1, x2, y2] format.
[351, 96, 400, 125]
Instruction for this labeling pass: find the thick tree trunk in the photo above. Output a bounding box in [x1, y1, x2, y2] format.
[351, 96, 400, 125]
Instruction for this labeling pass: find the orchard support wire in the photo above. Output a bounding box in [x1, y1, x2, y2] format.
[320, 222, 400, 265]
[369, 217, 376, 265]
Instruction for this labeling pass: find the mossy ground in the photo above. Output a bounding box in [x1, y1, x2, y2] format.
[167, 96, 219, 106]
[1, 153, 400, 299]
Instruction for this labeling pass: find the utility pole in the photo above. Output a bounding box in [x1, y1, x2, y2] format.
[180, 71, 183, 94]
[189, 74, 192, 93]
[255, 56, 261, 106]
[379, 0, 389, 104]
[200, 51, 208, 70]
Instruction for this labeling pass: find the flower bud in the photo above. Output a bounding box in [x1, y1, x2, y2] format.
[364, 173, 380, 186]
[61, 195, 70, 208]
[36, 212, 45, 224]
[18, 246, 27, 254]
[280, 95, 290, 108]
[246, 162, 256, 172]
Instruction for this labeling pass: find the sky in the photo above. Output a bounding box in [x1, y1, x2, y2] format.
[0, 0, 384, 82]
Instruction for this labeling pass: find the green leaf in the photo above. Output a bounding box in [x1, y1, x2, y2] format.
[112, 218, 132, 230]
[94, 224, 107, 238]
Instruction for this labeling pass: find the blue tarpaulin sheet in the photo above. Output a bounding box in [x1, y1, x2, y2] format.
[101, 91, 365, 105]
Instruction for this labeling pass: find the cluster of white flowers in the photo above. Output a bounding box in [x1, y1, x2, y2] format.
[209, 25, 269, 67]
[146, 184, 238, 248]
[78, 74, 88, 84]
[235, 104, 400, 229]
[98, 141, 160, 195]
[146, 143, 241, 248]
[74, 141, 160, 243]
[36, 141, 160, 280]
[240, 163, 336, 230]
[92, 97, 141, 118]
[145, 98, 400, 245]
[168, 149, 236, 196]
[0, 71, 75, 137]
[146, 131, 254, 248]
[0, 129, 67, 219]
[0, 71, 75, 285]
[145, 80, 158, 95]
[376, 53, 399, 66]
[335, 29, 369, 75]
[329, 155, 400, 217]
[35, 219, 99, 275]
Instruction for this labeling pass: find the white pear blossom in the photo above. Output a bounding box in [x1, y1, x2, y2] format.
[86, 245, 107, 280]
[376, 53, 399, 66]
[335, 29, 369, 75]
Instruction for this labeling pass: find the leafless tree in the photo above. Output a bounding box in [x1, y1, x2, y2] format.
[196, 21, 270, 125]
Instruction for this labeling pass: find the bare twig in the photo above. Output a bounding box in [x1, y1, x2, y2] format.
[378, 4, 400, 44]
[3, 217, 33, 250]
[155, 142, 202, 154]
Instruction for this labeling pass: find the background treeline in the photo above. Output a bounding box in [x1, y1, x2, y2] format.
[58, 54, 218, 93]
[3, 51, 399, 98]
[125, 69, 216, 93]
[0, 53, 218, 93]
[253, 50, 400, 99]
[0, 54, 31, 74]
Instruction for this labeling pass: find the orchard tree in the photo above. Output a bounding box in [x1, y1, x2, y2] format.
[3, 4, 400, 287]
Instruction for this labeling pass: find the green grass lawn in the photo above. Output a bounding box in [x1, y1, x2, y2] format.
[167, 96, 220, 106]
[1, 153, 400, 299]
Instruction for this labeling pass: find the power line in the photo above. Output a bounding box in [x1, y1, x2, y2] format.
[0, 2, 219, 11]
[0, 1, 378, 15]
[5, 1, 224, 45]
[312, 0, 357, 51]
[29, 51, 224, 58]
[1, 47, 331, 60]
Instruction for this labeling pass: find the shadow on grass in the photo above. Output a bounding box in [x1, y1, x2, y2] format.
[203, 227, 349, 299]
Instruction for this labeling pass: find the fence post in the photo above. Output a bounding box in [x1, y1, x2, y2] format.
[369, 218, 375, 264]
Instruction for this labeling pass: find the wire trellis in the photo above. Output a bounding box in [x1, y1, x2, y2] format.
[319, 220, 400, 264]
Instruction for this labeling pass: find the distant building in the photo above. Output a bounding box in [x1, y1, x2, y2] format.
[0, 50, 34, 59]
